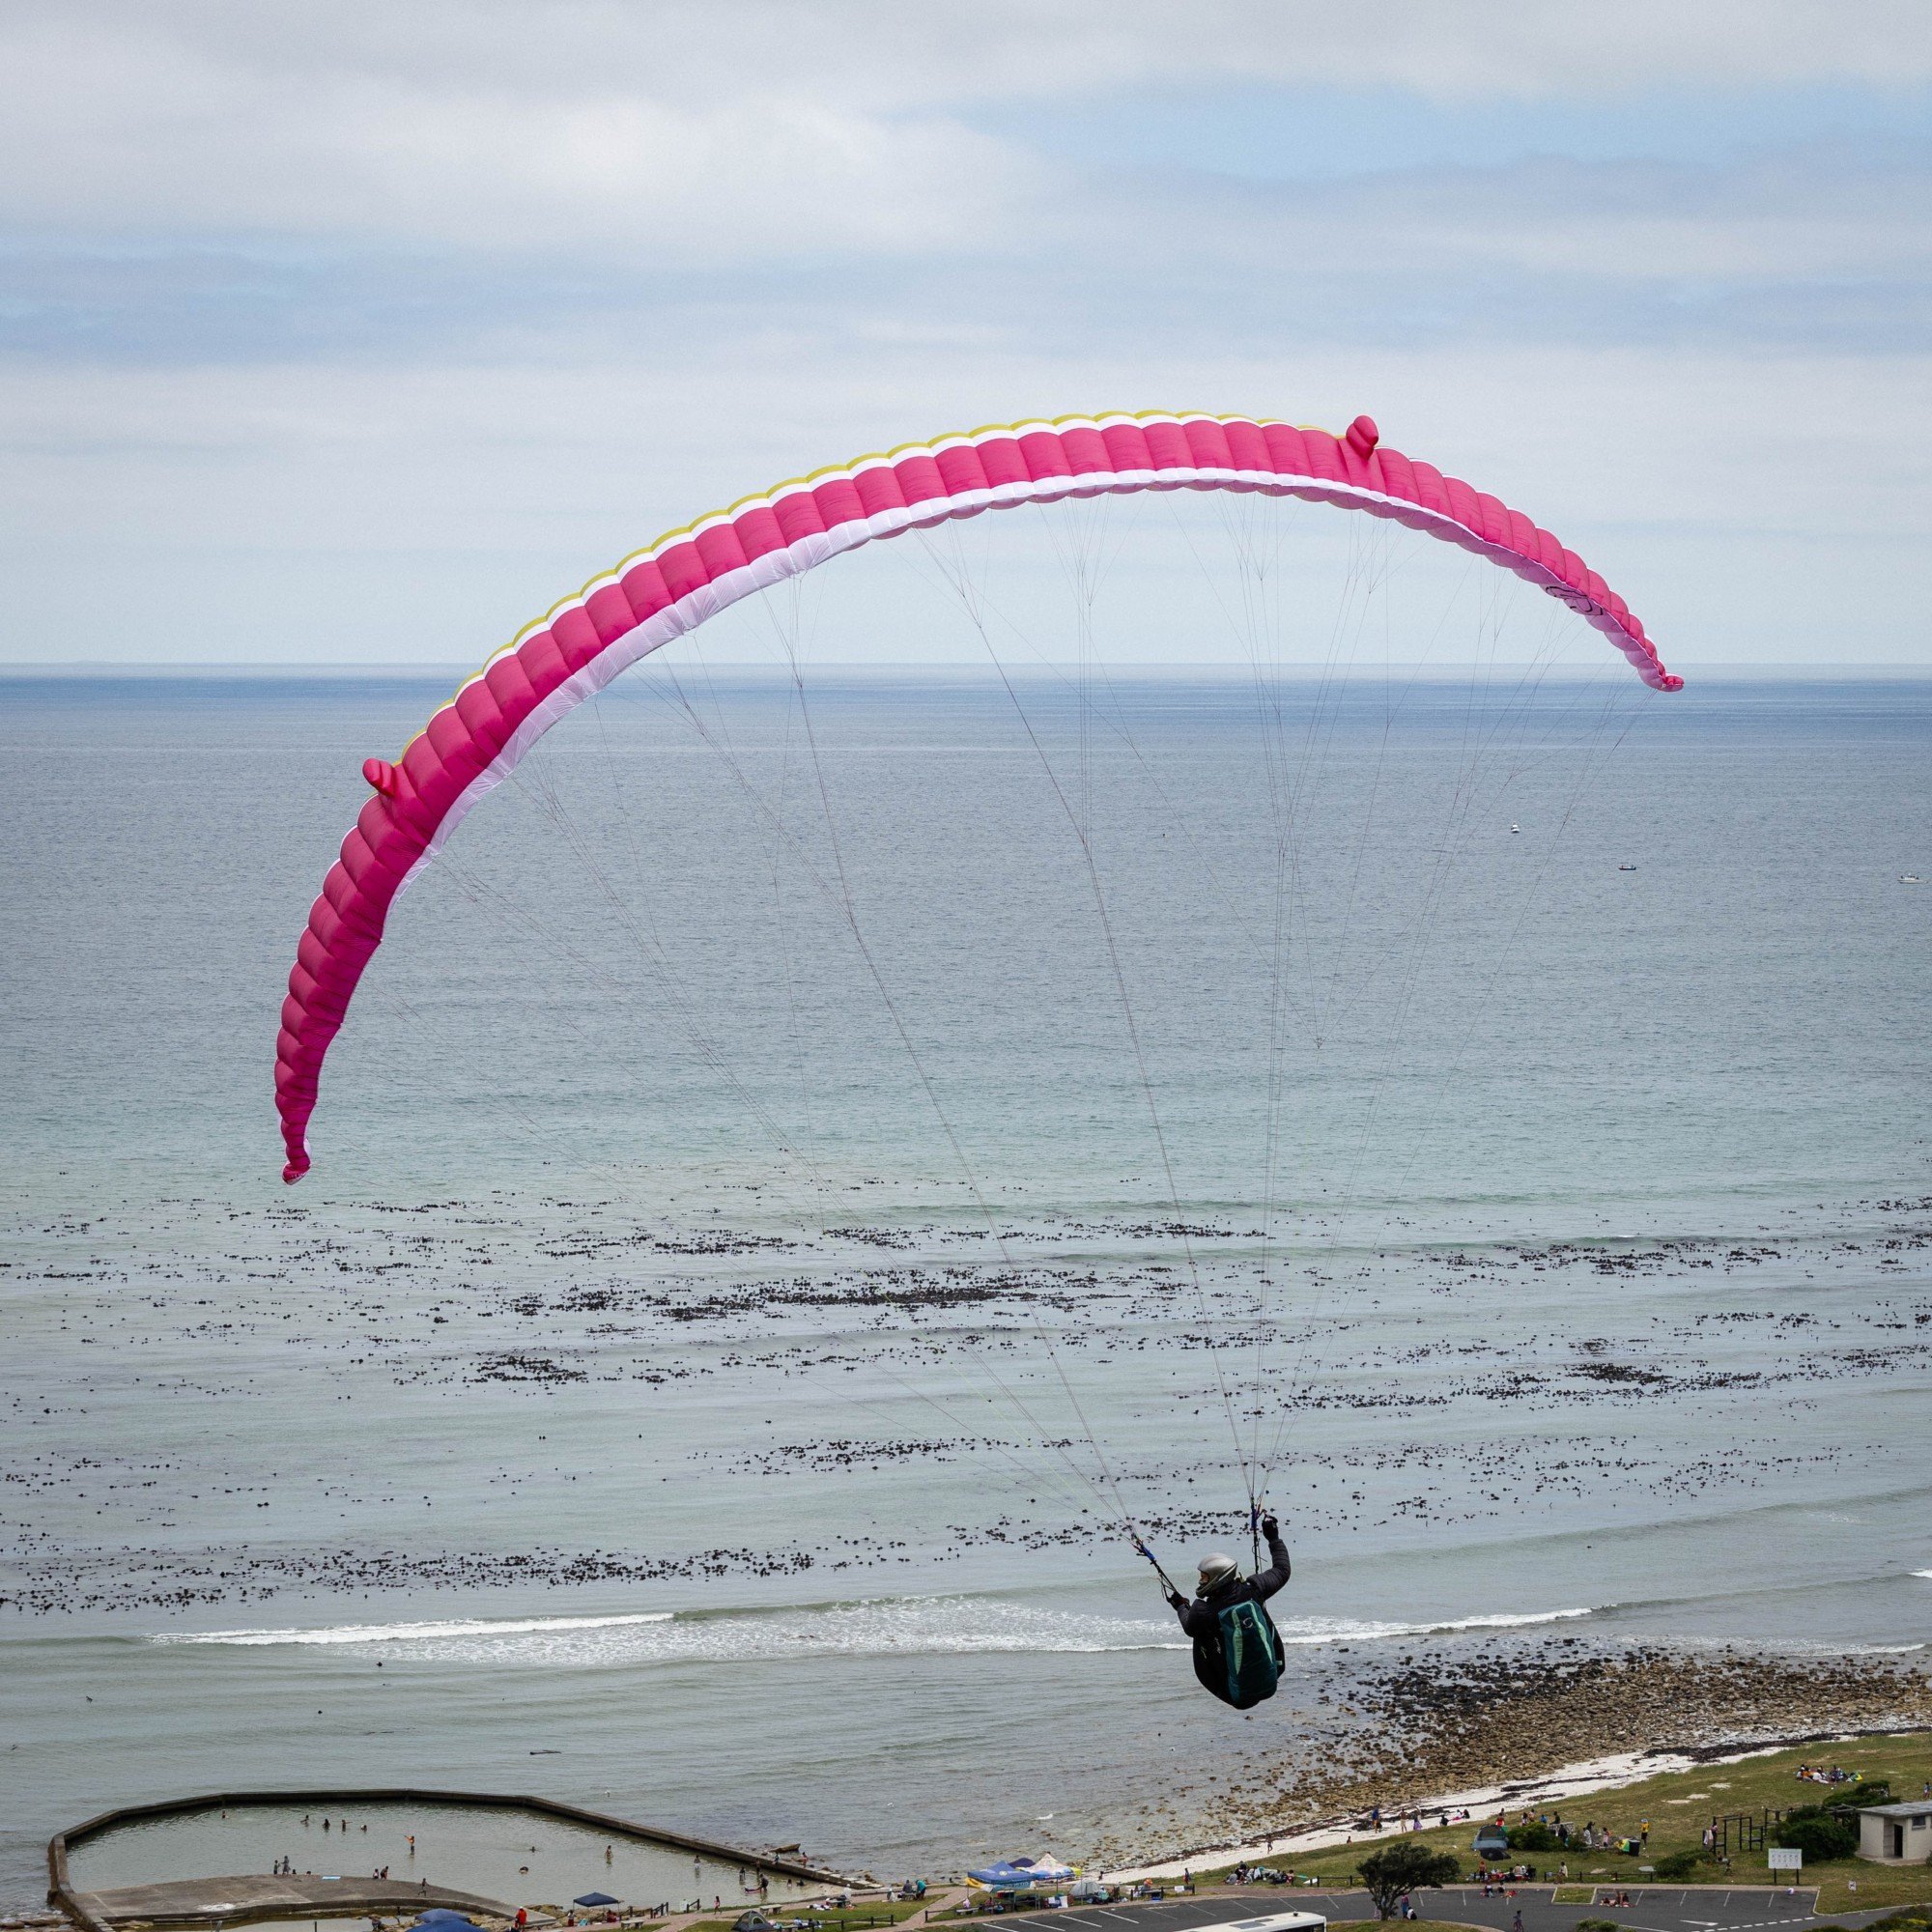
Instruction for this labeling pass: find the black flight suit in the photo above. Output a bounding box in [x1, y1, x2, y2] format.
[1167, 1523, 1291, 1702]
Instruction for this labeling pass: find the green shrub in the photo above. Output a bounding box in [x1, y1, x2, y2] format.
[1506, 1824, 1558, 1853]
[1772, 1811, 1858, 1862]
[1649, 1851, 1702, 1882]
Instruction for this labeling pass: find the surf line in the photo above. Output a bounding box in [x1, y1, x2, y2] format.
[151, 1611, 676, 1646]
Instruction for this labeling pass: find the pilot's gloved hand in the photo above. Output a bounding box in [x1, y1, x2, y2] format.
[1166, 1588, 1187, 1611]
[1261, 1515, 1279, 1539]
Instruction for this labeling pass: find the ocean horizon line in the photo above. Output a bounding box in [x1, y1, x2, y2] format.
[6, 659, 1932, 681]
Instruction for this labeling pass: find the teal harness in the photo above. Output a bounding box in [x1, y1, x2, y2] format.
[1215, 1596, 1285, 1708]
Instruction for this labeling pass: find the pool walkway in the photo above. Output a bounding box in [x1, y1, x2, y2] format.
[71, 1875, 512, 1929]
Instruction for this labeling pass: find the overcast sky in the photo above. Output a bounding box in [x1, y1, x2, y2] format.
[4, 1, 1930, 668]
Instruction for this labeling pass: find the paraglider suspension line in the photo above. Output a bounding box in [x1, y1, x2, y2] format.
[1132, 1535, 1181, 1601]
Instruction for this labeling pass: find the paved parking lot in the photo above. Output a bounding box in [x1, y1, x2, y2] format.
[1045, 1884, 1903, 1932]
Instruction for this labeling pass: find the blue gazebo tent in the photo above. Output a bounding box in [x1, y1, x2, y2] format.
[966, 1859, 1075, 1890]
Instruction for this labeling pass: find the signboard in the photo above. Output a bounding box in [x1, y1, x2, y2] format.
[1769, 1848, 1803, 1871]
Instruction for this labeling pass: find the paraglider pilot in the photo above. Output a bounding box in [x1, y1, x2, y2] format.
[1167, 1515, 1290, 1708]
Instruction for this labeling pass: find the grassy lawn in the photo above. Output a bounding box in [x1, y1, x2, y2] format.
[1187, 1732, 1932, 1914]
[1810, 1918, 1932, 1932]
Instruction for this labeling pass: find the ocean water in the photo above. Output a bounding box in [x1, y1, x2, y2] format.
[3, 641, 1930, 1910]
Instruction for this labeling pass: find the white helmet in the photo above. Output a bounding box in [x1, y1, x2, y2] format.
[1197, 1550, 1238, 1591]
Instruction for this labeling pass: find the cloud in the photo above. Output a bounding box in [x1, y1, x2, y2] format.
[2, 4, 1928, 668]
[5, 2, 1931, 259]
[8, 134, 1932, 372]
[0, 6, 1032, 256]
[4, 341, 1928, 668]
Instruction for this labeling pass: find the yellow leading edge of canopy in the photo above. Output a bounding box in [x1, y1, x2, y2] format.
[403, 411, 1338, 757]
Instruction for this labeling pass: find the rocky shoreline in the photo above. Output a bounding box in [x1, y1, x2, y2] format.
[1096, 1644, 1932, 1868]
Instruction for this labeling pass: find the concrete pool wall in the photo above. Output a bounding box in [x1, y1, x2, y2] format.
[49, 1789, 850, 1932]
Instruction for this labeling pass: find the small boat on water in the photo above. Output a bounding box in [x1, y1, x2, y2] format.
[1619, 863, 1637, 871]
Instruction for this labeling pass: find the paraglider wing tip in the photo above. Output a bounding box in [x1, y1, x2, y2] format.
[282, 1157, 309, 1184]
[1346, 415, 1380, 457]
[363, 757, 400, 797]
[1662, 673, 1686, 692]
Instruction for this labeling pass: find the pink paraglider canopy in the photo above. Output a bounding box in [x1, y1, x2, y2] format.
[275, 410, 1679, 1181]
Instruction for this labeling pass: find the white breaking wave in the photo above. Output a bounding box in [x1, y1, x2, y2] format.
[1420, 1605, 1599, 1632]
[1275, 1605, 1597, 1645]
[153, 1611, 675, 1647]
[153, 1599, 1185, 1664]
[1913, 1569, 1932, 1579]
[152, 1597, 1598, 1664]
